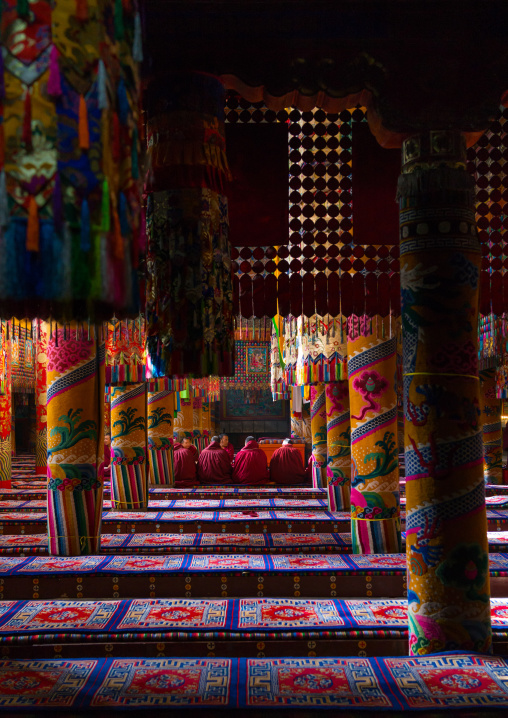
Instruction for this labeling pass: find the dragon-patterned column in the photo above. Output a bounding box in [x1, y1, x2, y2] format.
[310, 383, 327, 488]
[480, 368, 503, 485]
[35, 320, 48, 476]
[46, 325, 105, 555]
[110, 384, 148, 511]
[173, 396, 193, 442]
[400, 130, 491, 655]
[348, 316, 400, 553]
[0, 326, 11, 487]
[325, 382, 351, 510]
[147, 389, 174, 486]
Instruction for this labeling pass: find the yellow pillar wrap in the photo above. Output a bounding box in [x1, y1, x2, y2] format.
[0, 328, 11, 486]
[174, 397, 193, 440]
[46, 325, 105, 555]
[310, 383, 327, 488]
[147, 390, 174, 486]
[480, 368, 503, 485]
[111, 383, 148, 510]
[35, 321, 48, 475]
[348, 316, 400, 553]
[325, 382, 351, 511]
[201, 400, 212, 436]
[400, 131, 491, 655]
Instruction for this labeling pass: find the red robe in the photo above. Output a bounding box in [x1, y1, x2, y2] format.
[270, 445, 307, 485]
[173, 442, 198, 487]
[223, 442, 235, 461]
[198, 441, 232, 484]
[232, 440, 269, 485]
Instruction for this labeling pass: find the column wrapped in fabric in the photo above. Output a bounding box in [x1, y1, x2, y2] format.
[480, 368, 503, 485]
[35, 321, 48, 476]
[399, 130, 491, 655]
[348, 316, 400, 554]
[46, 325, 105, 555]
[310, 383, 327, 488]
[0, 325, 11, 488]
[147, 389, 174, 486]
[111, 383, 148, 510]
[326, 382, 351, 511]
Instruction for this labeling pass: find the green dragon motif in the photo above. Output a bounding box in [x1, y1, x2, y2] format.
[48, 408, 97, 456]
[330, 427, 351, 458]
[148, 407, 173, 430]
[112, 407, 146, 440]
[355, 431, 398, 482]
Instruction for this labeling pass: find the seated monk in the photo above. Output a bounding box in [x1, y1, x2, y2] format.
[270, 438, 307, 485]
[173, 437, 198, 487]
[232, 436, 269, 485]
[197, 436, 232, 484]
[219, 433, 235, 462]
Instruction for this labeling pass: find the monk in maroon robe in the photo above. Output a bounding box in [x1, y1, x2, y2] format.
[198, 436, 232, 484]
[232, 436, 269, 485]
[174, 438, 198, 487]
[270, 439, 307, 485]
[219, 433, 235, 462]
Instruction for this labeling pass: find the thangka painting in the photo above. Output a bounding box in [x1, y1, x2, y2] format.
[221, 340, 271, 391]
[246, 344, 269, 374]
[222, 388, 287, 420]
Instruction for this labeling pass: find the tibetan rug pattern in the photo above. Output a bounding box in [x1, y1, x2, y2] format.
[1, 654, 508, 709]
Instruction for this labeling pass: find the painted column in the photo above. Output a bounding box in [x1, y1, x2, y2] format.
[46, 325, 105, 556]
[325, 382, 351, 511]
[310, 383, 327, 489]
[110, 383, 148, 511]
[400, 131, 491, 655]
[480, 368, 503, 485]
[35, 320, 48, 476]
[147, 389, 175, 486]
[348, 316, 400, 553]
[0, 326, 11, 487]
[104, 391, 111, 439]
[174, 396, 193, 441]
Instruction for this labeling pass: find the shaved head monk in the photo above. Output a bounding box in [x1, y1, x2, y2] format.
[197, 436, 233, 484]
[232, 436, 269, 485]
[173, 437, 198, 487]
[270, 438, 307, 485]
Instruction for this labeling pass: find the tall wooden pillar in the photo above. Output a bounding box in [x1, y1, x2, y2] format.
[111, 383, 148, 510]
[46, 325, 105, 555]
[480, 368, 503, 485]
[325, 382, 351, 511]
[400, 131, 491, 655]
[348, 316, 400, 553]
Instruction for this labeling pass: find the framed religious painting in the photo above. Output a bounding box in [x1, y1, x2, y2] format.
[246, 344, 269, 374]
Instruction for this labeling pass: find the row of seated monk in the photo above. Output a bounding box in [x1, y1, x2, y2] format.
[103, 434, 308, 487]
[174, 435, 309, 487]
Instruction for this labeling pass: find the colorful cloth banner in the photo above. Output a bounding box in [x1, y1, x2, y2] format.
[147, 390, 174, 486]
[0, 325, 11, 488]
[35, 320, 48, 475]
[111, 383, 148, 510]
[481, 368, 503, 485]
[348, 316, 400, 554]
[326, 382, 351, 511]
[46, 325, 105, 555]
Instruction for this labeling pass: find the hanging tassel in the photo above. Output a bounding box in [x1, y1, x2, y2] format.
[119, 192, 129, 236]
[112, 112, 121, 162]
[117, 78, 129, 125]
[101, 178, 110, 232]
[133, 11, 143, 62]
[27, 195, 40, 252]
[0, 170, 8, 228]
[131, 125, 139, 179]
[114, 0, 124, 40]
[75, 0, 88, 21]
[97, 59, 108, 110]
[17, 0, 29, 18]
[53, 173, 63, 232]
[23, 89, 32, 151]
[81, 197, 91, 251]
[78, 94, 90, 150]
[0, 50, 5, 101]
[47, 45, 62, 98]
